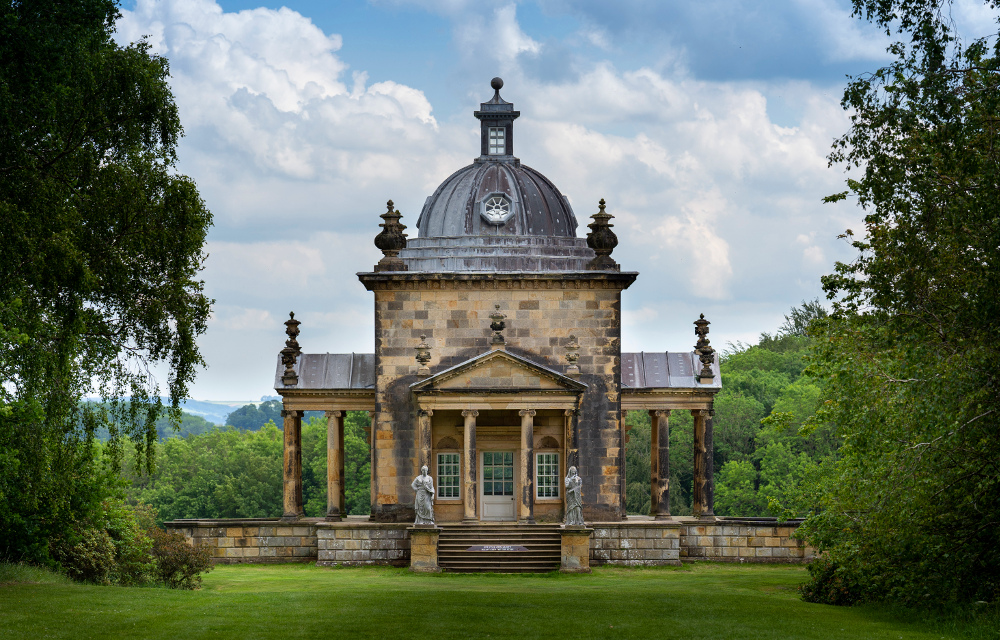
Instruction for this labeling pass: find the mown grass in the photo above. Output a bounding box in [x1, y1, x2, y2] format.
[1, 562, 997, 639]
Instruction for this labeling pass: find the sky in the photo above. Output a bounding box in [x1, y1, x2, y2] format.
[113, 0, 996, 403]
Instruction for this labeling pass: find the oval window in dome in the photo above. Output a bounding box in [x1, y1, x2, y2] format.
[481, 193, 514, 225]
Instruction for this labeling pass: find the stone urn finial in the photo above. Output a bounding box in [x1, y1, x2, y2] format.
[586, 198, 619, 271]
[280, 311, 302, 386]
[489, 304, 507, 348]
[374, 199, 408, 272]
[694, 314, 715, 382]
[415, 334, 432, 377]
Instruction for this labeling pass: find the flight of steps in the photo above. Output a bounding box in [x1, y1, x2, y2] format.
[437, 524, 562, 573]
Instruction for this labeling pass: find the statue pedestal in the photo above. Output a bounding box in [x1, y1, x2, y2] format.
[559, 526, 593, 573]
[408, 526, 442, 573]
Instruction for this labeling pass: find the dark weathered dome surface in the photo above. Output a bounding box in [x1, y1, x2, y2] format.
[415, 159, 578, 238]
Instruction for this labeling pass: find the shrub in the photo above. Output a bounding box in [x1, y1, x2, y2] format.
[50, 498, 155, 586]
[50, 526, 117, 586]
[799, 557, 864, 606]
[149, 527, 212, 589]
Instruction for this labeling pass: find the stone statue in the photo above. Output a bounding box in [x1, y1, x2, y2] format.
[564, 466, 585, 526]
[411, 465, 435, 525]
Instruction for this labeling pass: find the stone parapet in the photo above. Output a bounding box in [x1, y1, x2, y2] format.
[677, 518, 815, 563]
[315, 522, 411, 567]
[589, 522, 683, 566]
[166, 518, 320, 564]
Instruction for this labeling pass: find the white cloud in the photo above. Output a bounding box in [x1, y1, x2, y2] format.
[113, 0, 869, 398]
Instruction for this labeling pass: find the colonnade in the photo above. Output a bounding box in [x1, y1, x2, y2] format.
[279, 406, 714, 521]
[281, 409, 372, 521]
[642, 408, 715, 519]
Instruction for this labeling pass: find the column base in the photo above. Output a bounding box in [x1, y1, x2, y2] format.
[324, 515, 343, 522]
[280, 513, 303, 522]
[652, 513, 673, 521]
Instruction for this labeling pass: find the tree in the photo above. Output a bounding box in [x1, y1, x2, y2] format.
[799, 0, 1000, 605]
[0, 0, 212, 562]
[226, 400, 283, 431]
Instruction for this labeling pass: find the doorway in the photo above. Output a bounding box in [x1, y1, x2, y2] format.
[480, 450, 515, 521]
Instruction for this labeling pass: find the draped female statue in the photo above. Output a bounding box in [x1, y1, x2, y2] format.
[412, 465, 435, 525]
[564, 466, 584, 526]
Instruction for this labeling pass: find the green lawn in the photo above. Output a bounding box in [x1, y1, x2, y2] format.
[1, 563, 996, 639]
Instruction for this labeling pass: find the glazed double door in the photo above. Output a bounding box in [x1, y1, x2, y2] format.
[480, 450, 515, 521]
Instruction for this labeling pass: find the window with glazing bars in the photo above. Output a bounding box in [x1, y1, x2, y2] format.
[488, 127, 505, 155]
[437, 452, 460, 499]
[536, 452, 560, 499]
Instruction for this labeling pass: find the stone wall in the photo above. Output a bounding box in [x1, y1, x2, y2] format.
[315, 522, 410, 566]
[590, 522, 682, 565]
[679, 520, 815, 563]
[167, 517, 813, 567]
[167, 519, 318, 564]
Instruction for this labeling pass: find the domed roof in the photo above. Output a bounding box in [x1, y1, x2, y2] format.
[415, 160, 578, 237]
[414, 78, 578, 239]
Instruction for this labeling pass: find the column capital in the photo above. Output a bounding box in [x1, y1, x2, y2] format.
[691, 408, 709, 417]
[324, 410, 344, 418]
[519, 409, 536, 418]
[418, 408, 434, 417]
[652, 409, 671, 419]
[281, 409, 303, 418]
[462, 409, 479, 418]
[564, 409, 576, 417]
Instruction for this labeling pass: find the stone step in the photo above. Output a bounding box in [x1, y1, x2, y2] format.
[436, 524, 563, 573]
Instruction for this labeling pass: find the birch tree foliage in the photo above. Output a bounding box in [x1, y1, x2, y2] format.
[0, 0, 212, 562]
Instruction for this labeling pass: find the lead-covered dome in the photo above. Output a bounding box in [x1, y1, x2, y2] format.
[415, 160, 578, 237]
[401, 78, 593, 272]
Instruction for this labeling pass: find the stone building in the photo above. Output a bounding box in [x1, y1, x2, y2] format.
[274, 78, 721, 527]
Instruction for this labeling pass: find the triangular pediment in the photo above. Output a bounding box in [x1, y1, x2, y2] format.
[411, 349, 587, 393]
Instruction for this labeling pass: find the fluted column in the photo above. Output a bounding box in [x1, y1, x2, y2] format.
[325, 410, 345, 521]
[692, 409, 714, 518]
[462, 410, 478, 522]
[281, 409, 304, 519]
[519, 409, 536, 524]
[650, 410, 671, 519]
